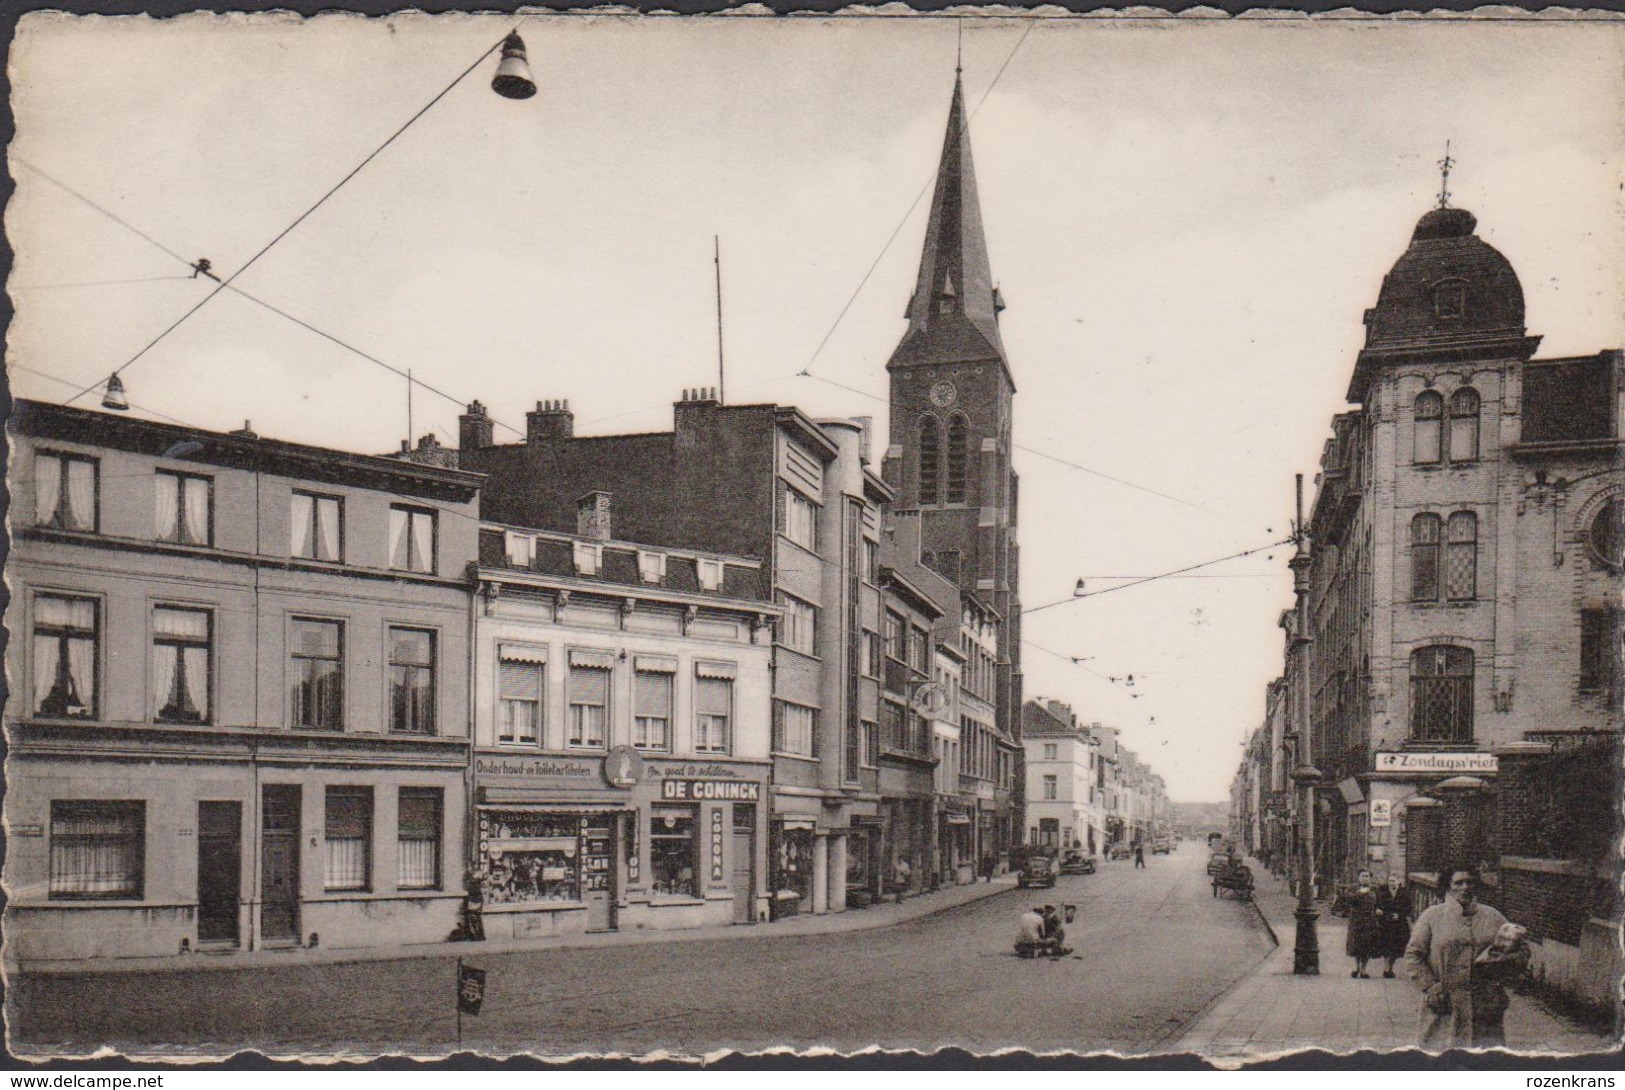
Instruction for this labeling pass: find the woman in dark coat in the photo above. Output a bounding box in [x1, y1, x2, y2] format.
[1375, 874, 1411, 978]
[1344, 868, 1382, 978]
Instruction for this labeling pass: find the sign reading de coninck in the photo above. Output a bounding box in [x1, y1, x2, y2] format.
[1373, 751, 1498, 775]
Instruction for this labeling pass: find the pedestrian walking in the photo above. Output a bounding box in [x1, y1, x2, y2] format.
[980, 852, 996, 883]
[1133, 844, 1146, 869]
[1376, 874, 1411, 978]
[1345, 868, 1381, 978]
[1404, 862, 1530, 1050]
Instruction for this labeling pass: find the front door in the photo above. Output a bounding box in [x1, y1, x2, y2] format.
[732, 805, 755, 924]
[260, 785, 301, 944]
[197, 801, 241, 945]
[582, 816, 615, 932]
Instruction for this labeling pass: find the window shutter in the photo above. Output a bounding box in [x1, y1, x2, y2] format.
[500, 660, 541, 701]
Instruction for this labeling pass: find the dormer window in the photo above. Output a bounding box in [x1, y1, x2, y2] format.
[1434, 279, 1468, 319]
[572, 541, 601, 577]
[698, 558, 723, 592]
[504, 531, 535, 568]
[638, 550, 666, 584]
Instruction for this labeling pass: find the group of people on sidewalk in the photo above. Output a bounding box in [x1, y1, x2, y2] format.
[1342, 862, 1531, 1051]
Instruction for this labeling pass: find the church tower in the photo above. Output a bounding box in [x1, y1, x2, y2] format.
[883, 70, 1022, 745]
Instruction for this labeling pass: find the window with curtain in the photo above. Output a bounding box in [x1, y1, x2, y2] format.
[49, 801, 143, 900]
[291, 492, 343, 562]
[290, 618, 343, 730]
[397, 788, 441, 890]
[695, 676, 731, 754]
[34, 595, 98, 720]
[776, 593, 818, 655]
[918, 417, 941, 505]
[155, 471, 211, 546]
[1448, 388, 1481, 463]
[389, 628, 435, 734]
[324, 787, 372, 891]
[153, 606, 211, 724]
[497, 655, 543, 745]
[568, 664, 609, 748]
[1410, 513, 1441, 601]
[633, 668, 673, 750]
[1414, 391, 1443, 465]
[783, 488, 818, 551]
[1409, 645, 1474, 744]
[946, 415, 970, 503]
[388, 506, 436, 574]
[35, 451, 98, 532]
[1446, 511, 1478, 601]
[774, 701, 816, 756]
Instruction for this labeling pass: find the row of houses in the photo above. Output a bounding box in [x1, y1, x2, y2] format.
[1230, 200, 1622, 1012]
[1021, 699, 1167, 855]
[5, 395, 1022, 961]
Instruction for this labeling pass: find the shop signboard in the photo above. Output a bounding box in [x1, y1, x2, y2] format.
[1370, 799, 1392, 827]
[662, 779, 762, 801]
[1373, 752, 1497, 775]
[710, 808, 725, 883]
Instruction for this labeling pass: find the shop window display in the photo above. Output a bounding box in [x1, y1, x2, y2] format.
[650, 806, 697, 897]
[481, 813, 582, 904]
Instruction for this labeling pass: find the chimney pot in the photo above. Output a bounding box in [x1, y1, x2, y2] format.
[459, 400, 494, 450]
[526, 398, 575, 444]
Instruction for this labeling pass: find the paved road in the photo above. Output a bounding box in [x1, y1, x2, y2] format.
[10, 845, 1273, 1058]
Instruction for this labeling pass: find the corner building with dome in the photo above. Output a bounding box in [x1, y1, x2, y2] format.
[1287, 201, 1621, 1005]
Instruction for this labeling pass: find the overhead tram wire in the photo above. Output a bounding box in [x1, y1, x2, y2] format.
[59, 27, 519, 408]
[16, 159, 526, 440]
[1021, 537, 1294, 616]
[795, 369, 1212, 513]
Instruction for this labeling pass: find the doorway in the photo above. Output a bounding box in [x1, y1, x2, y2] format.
[197, 801, 241, 946]
[260, 785, 301, 944]
[732, 805, 756, 924]
[582, 816, 616, 932]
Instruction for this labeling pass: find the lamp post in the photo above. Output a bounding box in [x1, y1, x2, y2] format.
[1290, 473, 1321, 975]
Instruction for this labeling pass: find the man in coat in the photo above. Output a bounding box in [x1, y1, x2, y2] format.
[1404, 863, 1528, 1050]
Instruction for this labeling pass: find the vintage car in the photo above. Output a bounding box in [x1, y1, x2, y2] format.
[1058, 850, 1097, 876]
[1206, 851, 1233, 876]
[1151, 837, 1172, 855]
[1108, 844, 1133, 861]
[1018, 854, 1058, 889]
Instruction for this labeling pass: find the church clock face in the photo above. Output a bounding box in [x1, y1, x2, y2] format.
[929, 380, 958, 409]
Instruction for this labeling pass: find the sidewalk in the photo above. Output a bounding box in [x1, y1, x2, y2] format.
[11, 875, 1021, 976]
[1174, 858, 1614, 1063]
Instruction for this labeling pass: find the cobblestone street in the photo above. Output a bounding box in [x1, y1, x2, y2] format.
[10, 846, 1271, 1059]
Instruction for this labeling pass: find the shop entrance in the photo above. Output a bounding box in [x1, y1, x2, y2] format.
[582, 816, 616, 932]
[197, 801, 241, 946]
[732, 805, 756, 924]
[260, 785, 301, 944]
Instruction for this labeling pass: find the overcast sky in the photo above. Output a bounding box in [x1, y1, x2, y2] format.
[9, 12, 1622, 801]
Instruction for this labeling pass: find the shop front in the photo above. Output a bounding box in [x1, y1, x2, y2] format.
[937, 802, 975, 885]
[474, 748, 768, 938]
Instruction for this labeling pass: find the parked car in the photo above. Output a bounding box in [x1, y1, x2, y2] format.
[1151, 837, 1172, 855]
[1206, 851, 1232, 876]
[1018, 854, 1057, 889]
[1058, 850, 1097, 875]
[1108, 844, 1132, 861]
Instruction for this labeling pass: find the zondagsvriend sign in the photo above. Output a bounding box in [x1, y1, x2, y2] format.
[1373, 751, 1498, 774]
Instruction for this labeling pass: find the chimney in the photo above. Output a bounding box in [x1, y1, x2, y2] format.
[577, 491, 611, 541]
[527, 399, 574, 444]
[673, 387, 720, 446]
[460, 400, 493, 450]
[852, 416, 873, 465]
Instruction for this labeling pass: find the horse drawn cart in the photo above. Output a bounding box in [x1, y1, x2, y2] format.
[1211, 859, 1255, 901]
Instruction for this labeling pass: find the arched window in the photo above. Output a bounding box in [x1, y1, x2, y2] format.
[1434, 279, 1468, 319]
[1446, 511, 1478, 600]
[1414, 391, 1443, 465]
[918, 417, 941, 506]
[1410, 513, 1441, 601]
[1588, 498, 1623, 571]
[946, 415, 970, 504]
[1449, 388, 1480, 463]
[1410, 645, 1474, 743]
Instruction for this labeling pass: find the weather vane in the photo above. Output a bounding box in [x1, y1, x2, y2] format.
[1437, 139, 1454, 209]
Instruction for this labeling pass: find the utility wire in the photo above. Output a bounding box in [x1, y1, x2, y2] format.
[15, 157, 526, 439]
[1022, 538, 1293, 616]
[799, 18, 1036, 374]
[58, 28, 515, 407]
[12, 275, 195, 291]
[6, 363, 200, 428]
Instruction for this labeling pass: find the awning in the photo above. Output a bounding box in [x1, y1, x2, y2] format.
[569, 648, 617, 669]
[499, 643, 548, 664]
[634, 655, 677, 673]
[777, 818, 816, 831]
[695, 659, 737, 680]
[479, 793, 631, 811]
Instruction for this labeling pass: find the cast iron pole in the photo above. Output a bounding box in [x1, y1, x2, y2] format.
[1290, 473, 1321, 975]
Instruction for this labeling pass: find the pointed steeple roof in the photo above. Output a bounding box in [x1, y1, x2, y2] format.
[888, 72, 1008, 375]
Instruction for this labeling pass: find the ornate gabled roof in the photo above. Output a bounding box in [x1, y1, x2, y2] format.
[888, 74, 1008, 373]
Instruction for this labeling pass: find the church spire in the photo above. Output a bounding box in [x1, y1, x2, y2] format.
[889, 71, 1007, 372]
